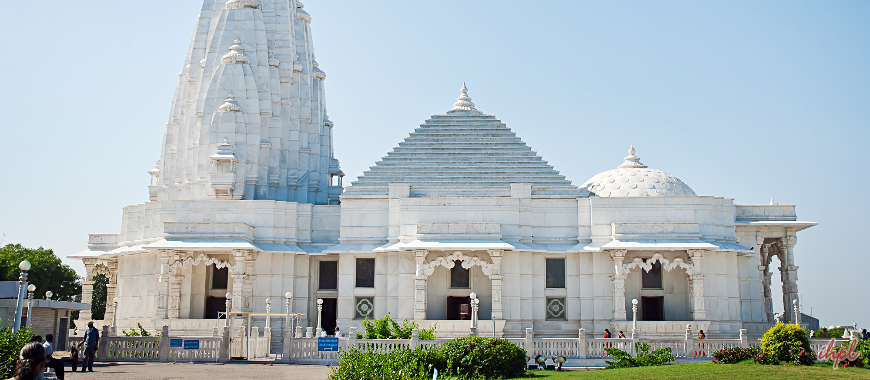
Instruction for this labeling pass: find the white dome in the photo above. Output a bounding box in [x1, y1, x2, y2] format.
[580, 146, 696, 198]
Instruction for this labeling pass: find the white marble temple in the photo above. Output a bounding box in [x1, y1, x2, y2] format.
[72, 0, 816, 342]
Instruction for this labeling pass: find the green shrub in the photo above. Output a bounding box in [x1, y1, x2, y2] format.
[759, 323, 815, 365]
[825, 339, 869, 368]
[328, 346, 444, 380]
[814, 327, 845, 339]
[712, 346, 760, 364]
[331, 336, 526, 380]
[604, 342, 675, 369]
[357, 313, 436, 340]
[439, 336, 526, 379]
[0, 326, 33, 379]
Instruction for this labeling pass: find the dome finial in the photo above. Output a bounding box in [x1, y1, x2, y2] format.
[618, 145, 647, 169]
[447, 83, 482, 115]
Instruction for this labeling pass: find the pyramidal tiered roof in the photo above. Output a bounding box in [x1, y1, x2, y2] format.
[345, 85, 578, 197]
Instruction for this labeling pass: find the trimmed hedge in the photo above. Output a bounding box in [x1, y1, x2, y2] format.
[759, 323, 815, 365]
[329, 336, 526, 380]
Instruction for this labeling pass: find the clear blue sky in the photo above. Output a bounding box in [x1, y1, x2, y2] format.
[1, 1, 867, 328]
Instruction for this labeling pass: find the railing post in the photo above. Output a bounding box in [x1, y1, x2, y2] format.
[305, 327, 314, 338]
[219, 326, 230, 362]
[411, 329, 419, 349]
[578, 328, 587, 358]
[99, 326, 110, 360]
[296, 325, 303, 339]
[739, 329, 748, 348]
[685, 325, 695, 358]
[348, 327, 357, 348]
[158, 325, 170, 361]
[524, 328, 534, 356]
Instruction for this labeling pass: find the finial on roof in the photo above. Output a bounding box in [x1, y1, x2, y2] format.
[218, 93, 242, 112]
[447, 82, 482, 115]
[617, 145, 648, 169]
[770, 198, 776, 205]
[221, 38, 249, 64]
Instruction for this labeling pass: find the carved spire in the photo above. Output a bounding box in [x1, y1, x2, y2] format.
[221, 38, 249, 64]
[218, 94, 242, 112]
[618, 145, 648, 169]
[447, 82, 482, 115]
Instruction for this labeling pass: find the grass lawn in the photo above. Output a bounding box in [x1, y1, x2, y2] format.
[516, 362, 870, 379]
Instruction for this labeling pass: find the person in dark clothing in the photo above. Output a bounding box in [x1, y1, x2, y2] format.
[863, 329, 868, 341]
[83, 321, 100, 372]
[13, 342, 46, 380]
[603, 329, 612, 338]
[42, 334, 65, 380]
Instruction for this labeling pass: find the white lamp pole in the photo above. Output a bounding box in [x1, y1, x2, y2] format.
[792, 299, 800, 325]
[225, 292, 232, 328]
[26, 284, 36, 328]
[284, 292, 293, 329]
[316, 299, 324, 336]
[469, 292, 478, 336]
[111, 297, 119, 335]
[13, 260, 31, 333]
[266, 298, 272, 331]
[631, 299, 639, 339]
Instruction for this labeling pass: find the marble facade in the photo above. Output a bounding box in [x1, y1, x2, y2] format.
[72, 0, 816, 340]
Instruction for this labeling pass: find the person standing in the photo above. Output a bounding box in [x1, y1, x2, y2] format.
[41, 334, 64, 380]
[862, 329, 868, 341]
[83, 321, 100, 373]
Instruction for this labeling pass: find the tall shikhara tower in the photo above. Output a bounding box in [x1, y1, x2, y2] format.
[155, 0, 342, 204]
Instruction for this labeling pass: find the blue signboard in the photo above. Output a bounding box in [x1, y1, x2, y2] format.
[318, 337, 339, 352]
[183, 340, 200, 350]
[169, 339, 183, 348]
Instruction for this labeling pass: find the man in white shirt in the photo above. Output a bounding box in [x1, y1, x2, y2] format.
[43, 334, 65, 380]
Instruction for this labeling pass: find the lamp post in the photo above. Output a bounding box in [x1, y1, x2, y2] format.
[468, 292, 480, 335]
[44, 291, 52, 301]
[225, 292, 232, 328]
[792, 299, 800, 325]
[285, 292, 293, 364]
[111, 297, 119, 335]
[316, 299, 323, 336]
[631, 299, 639, 339]
[266, 298, 272, 332]
[26, 284, 36, 328]
[13, 260, 31, 333]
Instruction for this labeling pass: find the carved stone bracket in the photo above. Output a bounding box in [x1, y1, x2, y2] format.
[622, 252, 696, 276]
[419, 251, 496, 278]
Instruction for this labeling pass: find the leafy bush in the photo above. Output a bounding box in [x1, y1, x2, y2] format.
[357, 313, 436, 340]
[604, 342, 675, 369]
[712, 346, 760, 364]
[0, 326, 33, 379]
[439, 336, 526, 379]
[328, 346, 443, 380]
[758, 323, 815, 365]
[330, 336, 525, 380]
[123, 323, 153, 337]
[814, 327, 845, 339]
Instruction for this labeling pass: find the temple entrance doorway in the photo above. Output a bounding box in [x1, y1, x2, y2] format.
[206, 297, 225, 320]
[321, 298, 337, 335]
[446, 296, 471, 320]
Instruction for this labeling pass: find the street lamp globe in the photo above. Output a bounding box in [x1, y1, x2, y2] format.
[225, 292, 232, 300]
[285, 292, 293, 300]
[19, 261, 31, 271]
[45, 291, 52, 299]
[317, 298, 323, 305]
[27, 284, 36, 293]
[632, 299, 638, 306]
[792, 299, 799, 306]
[469, 292, 477, 300]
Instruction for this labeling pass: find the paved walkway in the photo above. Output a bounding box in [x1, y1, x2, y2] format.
[55, 362, 330, 380]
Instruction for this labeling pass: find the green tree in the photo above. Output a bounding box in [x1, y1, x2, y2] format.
[0, 244, 81, 301]
[90, 269, 108, 320]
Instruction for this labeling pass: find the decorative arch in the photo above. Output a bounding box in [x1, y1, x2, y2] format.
[622, 252, 695, 276]
[420, 251, 495, 277]
[169, 253, 235, 271]
[93, 262, 117, 282]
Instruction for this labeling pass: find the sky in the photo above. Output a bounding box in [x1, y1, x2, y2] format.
[0, 1, 867, 328]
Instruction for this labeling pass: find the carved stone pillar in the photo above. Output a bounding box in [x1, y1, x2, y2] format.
[413, 250, 429, 320]
[80, 259, 97, 321]
[103, 261, 118, 322]
[487, 249, 504, 320]
[781, 234, 799, 324]
[168, 273, 183, 319]
[231, 250, 256, 312]
[687, 250, 706, 320]
[156, 250, 171, 319]
[758, 264, 773, 322]
[609, 250, 628, 320]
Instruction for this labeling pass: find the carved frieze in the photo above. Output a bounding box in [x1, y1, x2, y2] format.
[612, 222, 699, 236]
